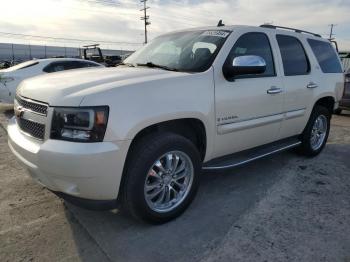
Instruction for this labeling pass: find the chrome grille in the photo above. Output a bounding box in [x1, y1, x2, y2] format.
[15, 95, 48, 140]
[15, 95, 48, 115]
[17, 118, 45, 140]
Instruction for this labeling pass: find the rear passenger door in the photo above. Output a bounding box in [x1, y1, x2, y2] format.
[275, 34, 315, 139]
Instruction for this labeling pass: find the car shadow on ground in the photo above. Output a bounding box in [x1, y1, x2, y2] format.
[63, 150, 300, 262]
[4, 109, 13, 119]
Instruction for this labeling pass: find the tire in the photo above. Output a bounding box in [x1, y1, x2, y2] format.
[120, 132, 201, 224]
[298, 105, 331, 157]
[334, 108, 342, 115]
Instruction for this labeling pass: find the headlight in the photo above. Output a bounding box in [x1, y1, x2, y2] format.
[51, 106, 109, 142]
[345, 75, 350, 83]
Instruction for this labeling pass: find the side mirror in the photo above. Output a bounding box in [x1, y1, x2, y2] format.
[223, 55, 266, 79]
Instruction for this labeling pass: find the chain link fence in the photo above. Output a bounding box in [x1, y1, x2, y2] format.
[0, 42, 137, 66]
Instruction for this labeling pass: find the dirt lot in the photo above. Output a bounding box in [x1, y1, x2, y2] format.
[1, 104, 350, 262]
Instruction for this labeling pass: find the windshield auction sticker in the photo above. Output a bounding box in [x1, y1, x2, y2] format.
[201, 30, 230, 38]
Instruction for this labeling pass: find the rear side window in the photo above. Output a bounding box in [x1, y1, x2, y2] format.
[226, 32, 275, 77]
[43, 61, 99, 73]
[276, 35, 310, 76]
[77, 61, 101, 68]
[307, 39, 343, 73]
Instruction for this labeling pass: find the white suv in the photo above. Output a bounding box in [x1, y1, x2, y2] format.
[8, 25, 344, 223]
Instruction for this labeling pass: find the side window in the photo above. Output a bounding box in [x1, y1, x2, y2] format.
[78, 61, 100, 68]
[43, 62, 66, 73]
[307, 39, 343, 73]
[276, 35, 310, 76]
[63, 61, 82, 70]
[43, 61, 92, 73]
[226, 32, 275, 77]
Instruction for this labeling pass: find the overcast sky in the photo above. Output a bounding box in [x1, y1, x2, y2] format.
[0, 0, 349, 51]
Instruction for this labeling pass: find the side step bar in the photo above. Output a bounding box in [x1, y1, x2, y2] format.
[202, 137, 301, 170]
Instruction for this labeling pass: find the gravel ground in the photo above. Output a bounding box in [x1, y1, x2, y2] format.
[0, 104, 350, 262]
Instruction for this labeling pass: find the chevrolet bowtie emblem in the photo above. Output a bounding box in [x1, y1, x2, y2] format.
[14, 106, 24, 118]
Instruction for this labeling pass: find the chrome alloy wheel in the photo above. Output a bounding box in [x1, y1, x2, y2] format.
[310, 115, 328, 151]
[144, 151, 194, 213]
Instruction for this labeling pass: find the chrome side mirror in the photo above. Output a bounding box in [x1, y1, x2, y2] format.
[223, 55, 266, 78]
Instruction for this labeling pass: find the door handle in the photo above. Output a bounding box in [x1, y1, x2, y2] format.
[307, 82, 318, 89]
[267, 86, 283, 94]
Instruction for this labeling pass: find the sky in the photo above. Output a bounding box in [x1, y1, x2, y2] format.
[0, 0, 349, 51]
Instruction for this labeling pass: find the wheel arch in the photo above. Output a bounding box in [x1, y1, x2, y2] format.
[117, 118, 207, 202]
[126, 118, 207, 161]
[313, 95, 335, 114]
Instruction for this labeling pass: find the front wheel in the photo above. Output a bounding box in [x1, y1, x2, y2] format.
[121, 132, 201, 224]
[298, 105, 331, 157]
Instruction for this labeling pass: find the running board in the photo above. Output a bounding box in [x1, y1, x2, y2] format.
[202, 137, 301, 170]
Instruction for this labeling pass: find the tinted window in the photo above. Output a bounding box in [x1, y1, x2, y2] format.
[43, 62, 65, 73]
[78, 61, 101, 68]
[43, 61, 99, 73]
[276, 35, 310, 76]
[307, 39, 342, 73]
[226, 32, 275, 77]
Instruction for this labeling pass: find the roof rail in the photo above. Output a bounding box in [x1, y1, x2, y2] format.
[260, 24, 321, 37]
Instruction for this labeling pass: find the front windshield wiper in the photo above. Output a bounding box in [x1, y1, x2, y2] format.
[136, 62, 179, 72]
[118, 62, 135, 67]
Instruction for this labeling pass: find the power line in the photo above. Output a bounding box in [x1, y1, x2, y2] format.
[0, 31, 141, 45]
[140, 0, 150, 44]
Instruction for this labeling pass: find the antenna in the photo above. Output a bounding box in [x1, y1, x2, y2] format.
[328, 24, 337, 40]
[217, 20, 225, 27]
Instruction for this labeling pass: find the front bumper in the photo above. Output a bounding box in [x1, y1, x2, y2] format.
[7, 117, 131, 200]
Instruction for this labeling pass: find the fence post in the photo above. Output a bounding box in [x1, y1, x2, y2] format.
[29, 44, 32, 60]
[11, 44, 14, 62]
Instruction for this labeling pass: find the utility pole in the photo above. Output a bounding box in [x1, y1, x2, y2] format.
[328, 24, 336, 40]
[140, 0, 150, 44]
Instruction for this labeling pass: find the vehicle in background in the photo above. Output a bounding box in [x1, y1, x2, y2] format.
[339, 51, 350, 72]
[121, 53, 132, 60]
[335, 69, 350, 114]
[104, 55, 122, 67]
[81, 44, 105, 64]
[0, 58, 103, 104]
[81, 44, 124, 67]
[0, 61, 12, 69]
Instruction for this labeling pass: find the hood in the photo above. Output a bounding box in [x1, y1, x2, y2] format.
[17, 67, 187, 106]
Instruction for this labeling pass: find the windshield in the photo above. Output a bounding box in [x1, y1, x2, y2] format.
[2, 60, 39, 72]
[124, 30, 231, 72]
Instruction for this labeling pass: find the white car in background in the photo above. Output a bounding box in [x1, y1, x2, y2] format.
[0, 58, 103, 104]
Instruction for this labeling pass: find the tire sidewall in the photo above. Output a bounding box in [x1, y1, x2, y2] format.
[125, 133, 201, 223]
[301, 106, 331, 156]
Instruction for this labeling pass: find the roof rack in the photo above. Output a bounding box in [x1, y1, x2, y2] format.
[260, 24, 321, 37]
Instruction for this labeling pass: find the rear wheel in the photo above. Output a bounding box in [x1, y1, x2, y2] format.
[121, 132, 201, 224]
[298, 105, 330, 156]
